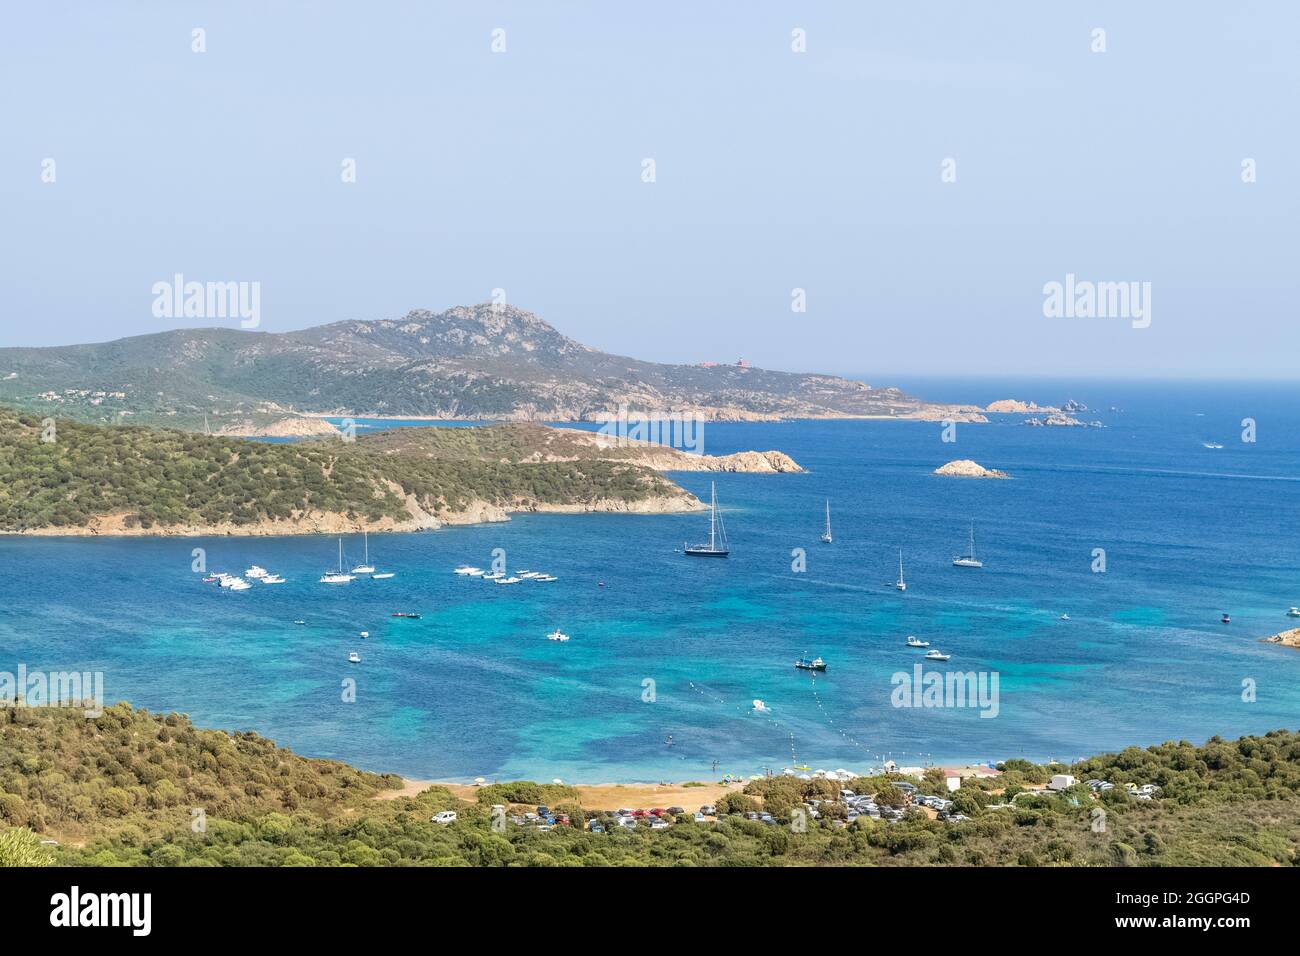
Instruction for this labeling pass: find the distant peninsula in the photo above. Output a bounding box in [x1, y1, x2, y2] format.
[0, 304, 985, 431]
[0, 409, 803, 536]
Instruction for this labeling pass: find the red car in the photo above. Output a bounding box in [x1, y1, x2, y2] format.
[649, 808, 666, 818]
[632, 809, 648, 818]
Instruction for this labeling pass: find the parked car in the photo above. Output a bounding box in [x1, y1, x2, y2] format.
[588, 824, 605, 833]
[667, 806, 685, 815]
[699, 805, 716, 816]
[431, 811, 457, 825]
[650, 819, 669, 830]
[693, 812, 707, 823]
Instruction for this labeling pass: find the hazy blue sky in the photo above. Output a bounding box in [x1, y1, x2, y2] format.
[1, 2, 1296, 378]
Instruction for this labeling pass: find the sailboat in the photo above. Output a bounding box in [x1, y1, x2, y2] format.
[351, 530, 376, 575]
[684, 482, 729, 557]
[320, 539, 355, 584]
[820, 500, 832, 544]
[895, 549, 906, 591]
[952, 521, 983, 568]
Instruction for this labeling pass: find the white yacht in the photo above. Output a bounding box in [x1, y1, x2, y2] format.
[225, 578, 252, 591]
[454, 565, 480, 576]
[905, 635, 930, 648]
[546, 629, 570, 642]
[320, 539, 356, 584]
[495, 576, 522, 585]
[751, 699, 770, 713]
[924, 649, 951, 662]
[534, 574, 557, 582]
[348, 652, 361, 664]
[952, 521, 983, 568]
[261, 574, 286, 585]
[820, 500, 832, 544]
[371, 572, 395, 580]
[351, 530, 376, 575]
[895, 550, 906, 591]
[245, 565, 269, 579]
[1289, 607, 1300, 618]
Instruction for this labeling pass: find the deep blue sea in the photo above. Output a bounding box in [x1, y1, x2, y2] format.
[3, 379, 1298, 783]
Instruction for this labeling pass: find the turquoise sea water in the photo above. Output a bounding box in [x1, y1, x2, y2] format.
[2, 380, 1298, 782]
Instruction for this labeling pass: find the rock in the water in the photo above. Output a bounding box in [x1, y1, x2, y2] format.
[933, 459, 1010, 479]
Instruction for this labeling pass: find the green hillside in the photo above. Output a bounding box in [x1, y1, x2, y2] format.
[1, 705, 1295, 867]
[0, 409, 683, 532]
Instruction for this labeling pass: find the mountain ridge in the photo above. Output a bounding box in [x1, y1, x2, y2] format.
[0, 304, 987, 429]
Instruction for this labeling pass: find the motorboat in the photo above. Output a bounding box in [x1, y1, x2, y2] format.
[924, 649, 951, 662]
[905, 635, 929, 648]
[546, 629, 570, 642]
[794, 657, 827, 671]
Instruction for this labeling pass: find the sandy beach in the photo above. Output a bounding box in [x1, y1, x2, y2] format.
[381, 779, 741, 811]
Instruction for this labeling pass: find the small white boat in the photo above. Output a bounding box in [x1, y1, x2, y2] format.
[293, 620, 307, 626]
[351, 530, 376, 575]
[245, 566, 269, 579]
[895, 550, 906, 591]
[482, 571, 504, 580]
[360, 631, 369, 639]
[517, 571, 541, 579]
[905, 635, 930, 648]
[371, 572, 395, 580]
[546, 629, 570, 642]
[924, 649, 951, 662]
[261, 574, 286, 584]
[454, 566, 481, 576]
[752, 699, 770, 713]
[348, 652, 361, 664]
[1288, 607, 1300, 618]
[534, 574, 557, 582]
[1059, 613, 1070, 620]
[225, 578, 252, 591]
[495, 576, 522, 585]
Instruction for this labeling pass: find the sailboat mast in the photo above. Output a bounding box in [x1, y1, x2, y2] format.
[709, 482, 717, 550]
